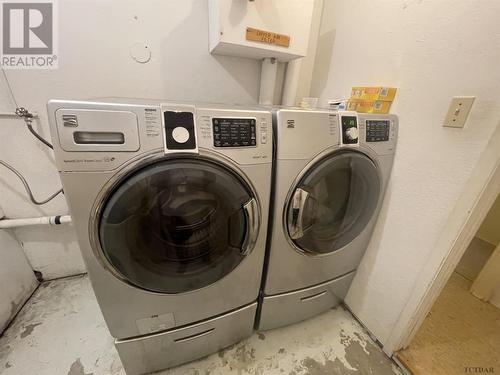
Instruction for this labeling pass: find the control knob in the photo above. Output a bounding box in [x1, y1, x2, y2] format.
[172, 126, 190, 144]
[345, 127, 359, 141]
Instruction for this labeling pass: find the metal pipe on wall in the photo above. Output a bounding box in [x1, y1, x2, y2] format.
[0, 112, 39, 118]
[259, 57, 278, 105]
[281, 59, 302, 107]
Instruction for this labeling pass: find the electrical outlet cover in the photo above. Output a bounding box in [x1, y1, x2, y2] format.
[443, 96, 475, 128]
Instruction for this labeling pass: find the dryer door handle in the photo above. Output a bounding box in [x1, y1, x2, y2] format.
[289, 188, 309, 240]
[241, 198, 259, 256]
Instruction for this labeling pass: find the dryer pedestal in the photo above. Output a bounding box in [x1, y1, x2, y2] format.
[258, 271, 355, 331]
[116, 303, 257, 375]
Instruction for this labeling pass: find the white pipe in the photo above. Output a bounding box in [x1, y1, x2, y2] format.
[0, 112, 39, 118]
[259, 57, 278, 105]
[0, 215, 72, 229]
[281, 59, 302, 107]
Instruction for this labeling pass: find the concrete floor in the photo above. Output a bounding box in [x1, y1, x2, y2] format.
[0, 275, 403, 375]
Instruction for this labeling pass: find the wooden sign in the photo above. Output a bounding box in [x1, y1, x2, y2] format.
[246, 27, 290, 48]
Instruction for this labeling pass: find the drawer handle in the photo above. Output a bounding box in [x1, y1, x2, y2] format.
[73, 131, 125, 144]
[174, 328, 215, 343]
[301, 290, 327, 302]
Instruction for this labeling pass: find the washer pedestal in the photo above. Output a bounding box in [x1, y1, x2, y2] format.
[116, 303, 257, 375]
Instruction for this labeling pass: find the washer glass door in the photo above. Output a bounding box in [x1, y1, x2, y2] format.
[98, 157, 257, 294]
[286, 150, 381, 255]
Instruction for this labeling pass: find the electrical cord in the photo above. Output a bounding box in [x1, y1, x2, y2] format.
[0, 160, 63, 205]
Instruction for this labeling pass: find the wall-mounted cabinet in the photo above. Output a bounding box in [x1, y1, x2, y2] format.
[208, 0, 315, 61]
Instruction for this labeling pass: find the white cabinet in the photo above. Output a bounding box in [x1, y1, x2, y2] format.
[208, 0, 315, 61]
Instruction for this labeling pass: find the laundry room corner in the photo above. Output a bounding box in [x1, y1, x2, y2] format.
[0, 229, 38, 333]
[311, 0, 500, 354]
[0, 0, 262, 282]
[1, 0, 499, 374]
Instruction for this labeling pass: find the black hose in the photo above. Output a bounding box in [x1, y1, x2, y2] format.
[14, 107, 54, 149]
[26, 123, 53, 149]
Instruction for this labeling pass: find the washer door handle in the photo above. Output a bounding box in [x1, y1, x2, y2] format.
[241, 198, 259, 256]
[289, 188, 309, 240]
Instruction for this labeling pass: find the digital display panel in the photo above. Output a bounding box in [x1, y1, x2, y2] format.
[212, 118, 257, 147]
[366, 120, 390, 142]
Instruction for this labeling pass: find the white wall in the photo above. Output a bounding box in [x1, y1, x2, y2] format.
[2, 0, 499, 351]
[489, 243, 500, 309]
[476, 194, 500, 246]
[477, 193, 500, 308]
[0, 230, 38, 333]
[0, 0, 261, 279]
[312, 0, 500, 349]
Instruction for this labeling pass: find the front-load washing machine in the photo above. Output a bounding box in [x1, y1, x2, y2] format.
[258, 109, 398, 330]
[47, 99, 272, 374]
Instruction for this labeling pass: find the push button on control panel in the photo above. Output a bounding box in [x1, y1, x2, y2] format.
[260, 121, 267, 144]
[261, 132, 267, 144]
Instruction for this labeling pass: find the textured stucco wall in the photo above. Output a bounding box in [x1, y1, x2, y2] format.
[0, 230, 38, 333]
[312, 0, 500, 348]
[0, 0, 261, 279]
[476, 194, 500, 246]
[477, 194, 500, 308]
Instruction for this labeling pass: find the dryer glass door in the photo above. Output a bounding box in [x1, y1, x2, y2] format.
[97, 157, 257, 294]
[286, 150, 381, 255]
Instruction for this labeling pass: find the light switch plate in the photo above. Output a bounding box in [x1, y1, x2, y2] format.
[443, 96, 475, 128]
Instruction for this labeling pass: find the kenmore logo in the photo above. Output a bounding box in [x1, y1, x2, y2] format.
[62, 114, 78, 127]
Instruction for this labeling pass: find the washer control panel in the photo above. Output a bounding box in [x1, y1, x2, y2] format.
[340, 112, 359, 145]
[366, 120, 390, 142]
[212, 118, 257, 147]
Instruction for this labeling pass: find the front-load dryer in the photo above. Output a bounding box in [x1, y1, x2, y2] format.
[47, 99, 272, 374]
[258, 109, 398, 330]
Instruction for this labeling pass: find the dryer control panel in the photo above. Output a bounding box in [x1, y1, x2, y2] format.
[339, 112, 359, 145]
[366, 120, 390, 142]
[358, 113, 398, 155]
[274, 109, 397, 160]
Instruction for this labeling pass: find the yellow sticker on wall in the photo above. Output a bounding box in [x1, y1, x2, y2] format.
[246, 27, 290, 48]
